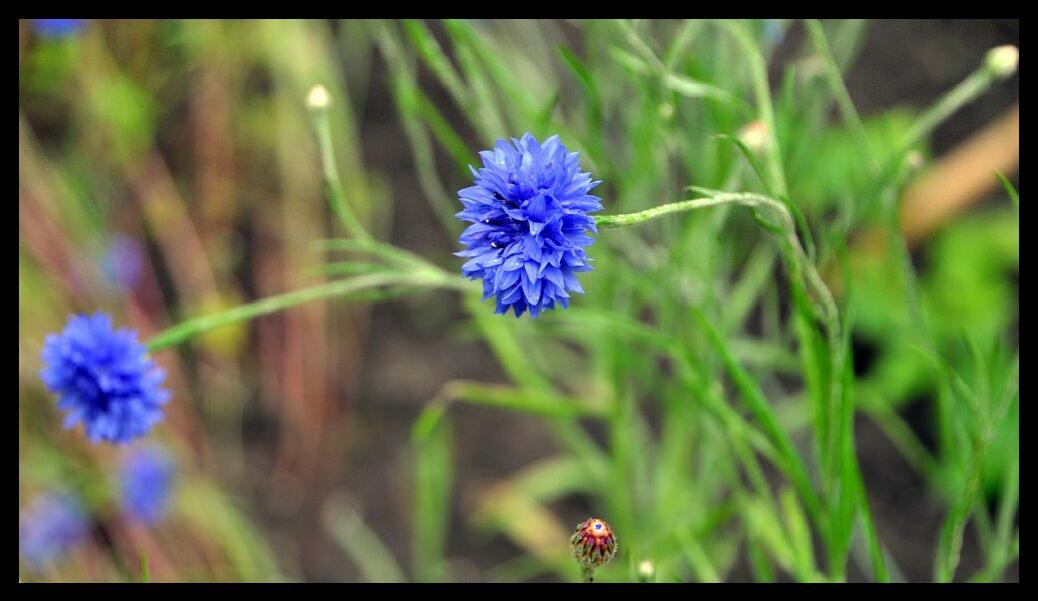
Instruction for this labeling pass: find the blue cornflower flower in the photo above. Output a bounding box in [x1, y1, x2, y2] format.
[31, 19, 87, 37]
[19, 493, 89, 568]
[456, 133, 602, 317]
[39, 313, 170, 444]
[120, 445, 176, 524]
[100, 234, 144, 292]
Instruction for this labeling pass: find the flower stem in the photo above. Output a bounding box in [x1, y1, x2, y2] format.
[307, 85, 371, 242]
[596, 194, 779, 229]
[145, 270, 461, 352]
[901, 55, 1009, 155]
[805, 19, 878, 174]
[596, 191, 839, 361]
[720, 21, 788, 197]
[596, 191, 846, 549]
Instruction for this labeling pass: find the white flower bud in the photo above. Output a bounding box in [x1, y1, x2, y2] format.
[985, 45, 1019, 79]
[738, 120, 769, 152]
[307, 84, 331, 110]
[637, 559, 656, 581]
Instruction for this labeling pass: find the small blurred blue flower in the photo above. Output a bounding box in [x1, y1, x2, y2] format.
[40, 313, 170, 444]
[120, 445, 176, 524]
[31, 19, 87, 38]
[762, 20, 784, 45]
[100, 235, 144, 292]
[19, 493, 89, 569]
[456, 133, 602, 317]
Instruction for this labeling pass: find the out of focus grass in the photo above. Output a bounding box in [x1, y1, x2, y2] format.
[19, 19, 1017, 582]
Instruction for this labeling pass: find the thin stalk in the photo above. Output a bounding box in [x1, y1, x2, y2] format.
[901, 59, 1009, 154]
[596, 193, 838, 346]
[805, 19, 877, 174]
[720, 21, 788, 197]
[601, 191, 853, 574]
[146, 270, 464, 352]
[307, 85, 371, 241]
[869, 44, 1018, 204]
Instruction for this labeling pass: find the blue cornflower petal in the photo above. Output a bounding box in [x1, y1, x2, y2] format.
[39, 312, 170, 444]
[19, 493, 89, 568]
[120, 445, 176, 524]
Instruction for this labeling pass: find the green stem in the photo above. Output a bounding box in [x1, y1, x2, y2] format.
[308, 90, 371, 241]
[596, 195, 755, 229]
[805, 19, 877, 174]
[901, 64, 1002, 154]
[721, 21, 788, 197]
[146, 270, 462, 352]
[596, 193, 838, 344]
[599, 192, 853, 572]
[866, 46, 1014, 208]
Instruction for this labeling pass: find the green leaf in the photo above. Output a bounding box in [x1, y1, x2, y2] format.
[995, 171, 1019, 211]
[324, 497, 408, 583]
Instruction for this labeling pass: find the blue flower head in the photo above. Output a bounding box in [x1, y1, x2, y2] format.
[100, 234, 144, 292]
[120, 445, 176, 524]
[20, 493, 89, 568]
[31, 19, 87, 38]
[40, 313, 170, 444]
[456, 133, 602, 317]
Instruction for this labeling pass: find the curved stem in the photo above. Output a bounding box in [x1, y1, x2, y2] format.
[595, 194, 775, 229]
[308, 90, 371, 242]
[720, 21, 788, 197]
[596, 192, 847, 552]
[805, 19, 877, 174]
[145, 269, 465, 352]
[597, 190, 842, 359]
[596, 193, 837, 334]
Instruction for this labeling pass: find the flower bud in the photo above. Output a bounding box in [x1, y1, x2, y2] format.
[307, 84, 331, 110]
[738, 120, 769, 152]
[637, 559, 656, 582]
[570, 517, 617, 579]
[985, 45, 1019, 79]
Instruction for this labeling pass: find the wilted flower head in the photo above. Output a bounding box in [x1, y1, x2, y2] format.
[120, 445, 176, 524]
[19, 493, 89, 568]
[456, 133, 602, 317]
[40, 313, 170, 444]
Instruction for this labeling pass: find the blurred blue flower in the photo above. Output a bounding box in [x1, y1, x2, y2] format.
[762, 19, 784, 45]
[120, 445, 176, 524]
[456, 133, 602, 317]
[31, 19, 87, 37]
[40, 313, 170, 444]
[100, 235, 144, 292]
[19, 493, 89, 568]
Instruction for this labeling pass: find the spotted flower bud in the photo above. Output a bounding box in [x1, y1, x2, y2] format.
[570, 517, 617, 581]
